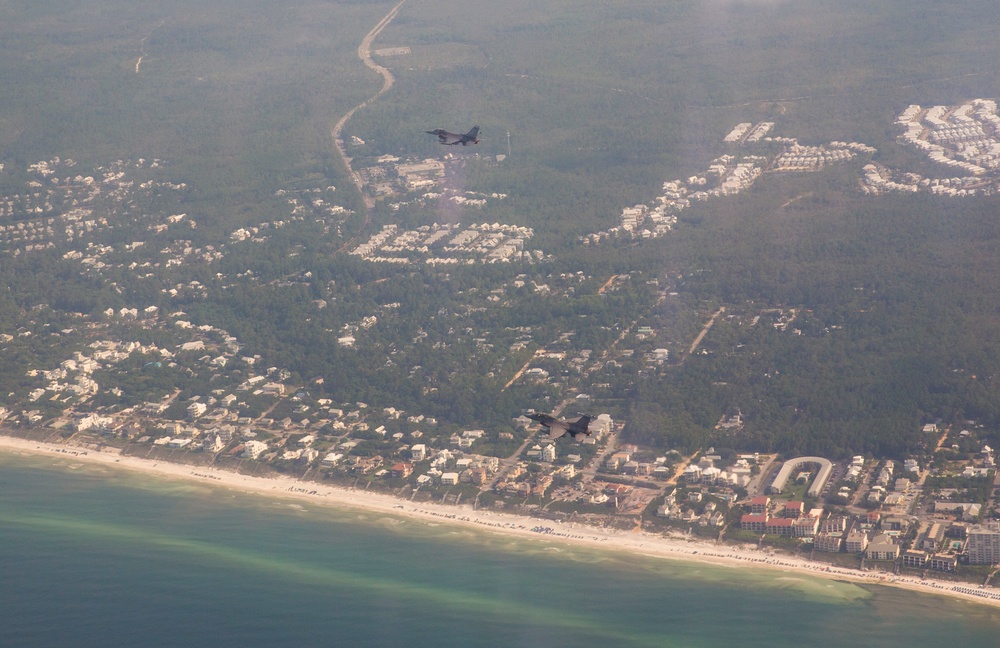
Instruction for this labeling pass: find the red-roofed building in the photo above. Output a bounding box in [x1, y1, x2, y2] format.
[784, 501, 805, 518]
[750, 496, 770, 515]
[766, 518, 796, 536]
[741, 514, 768, 533]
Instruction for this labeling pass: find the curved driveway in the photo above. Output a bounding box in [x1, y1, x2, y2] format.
[769, 456, 833, 499]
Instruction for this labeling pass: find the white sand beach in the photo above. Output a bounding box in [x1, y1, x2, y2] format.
[2, 433, 999, 609]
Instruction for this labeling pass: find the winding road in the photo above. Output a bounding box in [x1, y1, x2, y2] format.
[332, 0, 408, 214]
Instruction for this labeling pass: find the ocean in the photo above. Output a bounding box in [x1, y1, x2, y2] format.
[2, 452, 1000, 647]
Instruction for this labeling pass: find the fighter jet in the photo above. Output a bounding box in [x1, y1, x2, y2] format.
[426, 125, 480, 146]
[527, 413, 593, 441]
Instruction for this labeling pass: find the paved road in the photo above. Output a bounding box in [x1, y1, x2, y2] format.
[746, 454, 778, 498]
[331, 0, 408, 225]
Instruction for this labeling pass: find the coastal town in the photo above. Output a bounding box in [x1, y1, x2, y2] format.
[11, 3, 1000, 643]
[5, 100, 1000, 606]
[0, 426, 1000, 605]
[4, 316, 1000, 599]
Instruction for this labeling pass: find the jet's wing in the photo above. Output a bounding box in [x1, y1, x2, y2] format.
[426, 129, 461, 144]
[546, 423, 569, 439]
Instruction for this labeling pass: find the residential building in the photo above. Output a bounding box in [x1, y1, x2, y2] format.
[683, 465, 703, 482]
[933, 501, 982, 521]
[902, 550, 928, 568]
[740, 514, 767, 533]
[542, 444, 557, 462]
[821, 516, 848, 534]
[765, 518, 796, 536]
[793, 516, 820, 538]
[750, 496, 770, 515]
[882, 516, 910, 532]
[866, 533, 899, 561]
[845, 530, 869, 554]
[534, 475, 554, 496]
[243, 439, 268, 459]
[921, 522, 947, 552]
[784, 501, 804, 518]
[352, 456, 383, 475]
[410, 443, 426, 461]
[966, 524, 1000, 565]
[929, 554, 958, 572]
[814, 533, 843, 553]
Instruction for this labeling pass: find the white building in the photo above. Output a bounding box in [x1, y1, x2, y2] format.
[410, 443, 426, 462]
[243, 440, 268, 459]
[542, 444, 557, 462]
[967, 524, 1000, 565]
[321, 452, 343, 467]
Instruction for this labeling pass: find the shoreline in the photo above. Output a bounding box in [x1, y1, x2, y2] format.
[2, 433, 1000, 609]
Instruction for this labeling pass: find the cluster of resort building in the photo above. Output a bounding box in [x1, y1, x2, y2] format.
[0, 155, 363, 296]
[230, 188, 352, 244]
[735, 496, 990, 574]
[598, 102, 1000, 243]
[350, 222, 542, 265]
[897, 100, 1000, 175]
[717, 435, 1000, 575]
[0, 158, 183, 256]
[770, 142, 861, 172]
[724, 122, 774, 144]
[597, 121, 881, 245]
[596, 154, 767, 243]
[866, 99, 1000, 196]
[361, 154, 509, 214]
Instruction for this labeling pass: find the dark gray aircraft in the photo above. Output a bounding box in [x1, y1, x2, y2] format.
[527, 413, 593, 440]
[426, 125, 480, 146]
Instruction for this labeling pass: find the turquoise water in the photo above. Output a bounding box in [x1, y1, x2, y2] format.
[3, 453, 1000, 647]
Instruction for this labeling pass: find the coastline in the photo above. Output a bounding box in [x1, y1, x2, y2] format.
[2, 433, 999, 609]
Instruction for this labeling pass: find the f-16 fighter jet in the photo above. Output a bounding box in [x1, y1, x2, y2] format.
[426, 125, 480, 146]
[526, 413, 593, 441]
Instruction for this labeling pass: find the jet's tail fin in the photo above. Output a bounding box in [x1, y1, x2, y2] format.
[571, 415, 593, 436]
